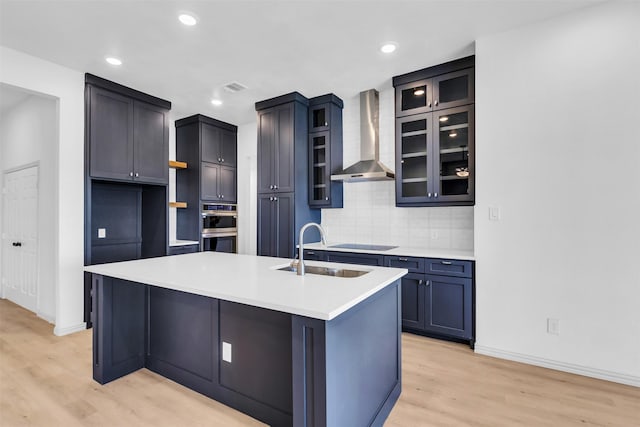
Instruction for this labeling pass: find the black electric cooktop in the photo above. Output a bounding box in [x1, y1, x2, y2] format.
[328, 243, 398, 251]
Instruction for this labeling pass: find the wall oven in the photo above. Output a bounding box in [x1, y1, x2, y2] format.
[202, 203, 237, 253]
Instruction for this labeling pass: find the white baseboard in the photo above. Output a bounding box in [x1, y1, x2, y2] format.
[53, 322, 87, 336]
[474, 344, 640, 388]
[37, 312, 55, 324]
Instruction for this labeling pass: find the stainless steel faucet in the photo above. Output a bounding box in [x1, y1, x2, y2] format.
[296, 222, 327, 276]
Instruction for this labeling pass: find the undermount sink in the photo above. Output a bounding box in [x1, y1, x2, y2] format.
[278, 265, 369, 278]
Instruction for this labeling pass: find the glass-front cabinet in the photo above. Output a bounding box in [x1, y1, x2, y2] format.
[395, 67, 474, 117]
[396, 114, 432, 202]
[394, 56, 475, 206]
[433, 105, 474, 203]
[309, 132, 329, 204]
[307, 94, 343, 208]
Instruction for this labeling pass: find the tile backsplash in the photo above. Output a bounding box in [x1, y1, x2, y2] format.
[321, 180, 474, 250]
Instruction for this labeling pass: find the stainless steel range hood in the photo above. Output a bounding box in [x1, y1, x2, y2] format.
[331, 89, 394, 182]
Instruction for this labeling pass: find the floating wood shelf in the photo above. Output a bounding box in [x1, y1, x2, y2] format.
[169, 202, 187, 208]
[169, 160, 187, 169]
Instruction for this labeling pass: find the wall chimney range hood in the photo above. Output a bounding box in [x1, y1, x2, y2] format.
[330, 89, 394, 182]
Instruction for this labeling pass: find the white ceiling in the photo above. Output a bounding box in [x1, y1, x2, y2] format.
[0, 0, 600, 125]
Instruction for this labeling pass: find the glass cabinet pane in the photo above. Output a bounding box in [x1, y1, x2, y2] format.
[309, 133, 329, 203]
[438, 110, 469, 196]
[396, 80, 432, 116]
[399, 115, 431, 198]
[434, 69, 474, 109]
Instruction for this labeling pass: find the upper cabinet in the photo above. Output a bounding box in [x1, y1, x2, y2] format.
[257, 102, 296, 194]
[86, 74, 170, 185]
[308, 94, 343, 208]
[395, 60, 474, 117]
[202, 123, 237, 167]
[393, 56, 475, 207]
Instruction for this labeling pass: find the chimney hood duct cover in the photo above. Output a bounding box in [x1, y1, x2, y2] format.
[330, 89, 395, 182]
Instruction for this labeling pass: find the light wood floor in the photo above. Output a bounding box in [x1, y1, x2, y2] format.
[1, 299, 638, 426]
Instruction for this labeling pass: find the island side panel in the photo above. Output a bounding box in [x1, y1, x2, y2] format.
[291, 280, 402, 427]
[217, 300, 293, 427]
[92, 274, 146, 384]
[145, 286, 219, 396]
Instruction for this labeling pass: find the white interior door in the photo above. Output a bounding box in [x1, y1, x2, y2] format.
[2, 165, 39, 312]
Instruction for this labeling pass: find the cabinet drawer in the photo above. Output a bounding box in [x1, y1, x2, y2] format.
[303, 249, 326, 261]
[384, 256, 425, 273]
[426, 259, 473, 278]
[325, 251, 384, 266]
[169, 244, 200, 256]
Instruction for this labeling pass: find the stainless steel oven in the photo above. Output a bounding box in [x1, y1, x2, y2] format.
[202, 204, 237, 253]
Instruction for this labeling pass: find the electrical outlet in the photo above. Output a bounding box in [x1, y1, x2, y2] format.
[98, 228, 106, 238]
[222, 342, 232, 363]
[547, 318, 560, 335]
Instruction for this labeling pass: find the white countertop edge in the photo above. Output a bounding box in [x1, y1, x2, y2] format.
[169, 240, 200, 247]
[303, 242, 475, 261]
[84, 253, 407, 321]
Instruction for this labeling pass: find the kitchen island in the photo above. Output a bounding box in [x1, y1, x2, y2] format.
[85, 252, 407, 427]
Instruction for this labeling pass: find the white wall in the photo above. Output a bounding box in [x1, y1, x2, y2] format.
[321, 85, 473, 249]
[237, 122, 257, 255]
[474, 1, 640, 385]
[0, 91, 58, 321]
[0, 46, 85, 335]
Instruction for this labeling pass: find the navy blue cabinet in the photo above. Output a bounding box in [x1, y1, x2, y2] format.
[393, 56, 475, 207]
[256, 93, 320, 258]
[325, 251, 384, 266]
[424, 274, 473, 340]
[308, 94, 343, 208]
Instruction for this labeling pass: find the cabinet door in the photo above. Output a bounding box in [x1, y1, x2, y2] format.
[201, 163, 220, 201]
[274, 193, 294, 258]
[133, 101, 168, 184]
[89, 87, 134, 181]
[401, 273, 426, 330]
[257, 110, 276, 193]
[308, 132, 330, 206]
[432, 105, 474, 204]
[201, 123, 221, 164]
[218, 166, 236, 203]
[433, 68, 474, 111]
[395, 114, 434, 204]
[395, 79, 433, 117]
[257, 195, 275, 256]
[309, 102, 330, 132]
[274, 104, 295, 193]
[220, 129, 237, 167]
[424, 274, 473, 340]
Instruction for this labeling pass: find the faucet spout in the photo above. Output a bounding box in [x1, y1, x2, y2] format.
[297, 222, 327, 276]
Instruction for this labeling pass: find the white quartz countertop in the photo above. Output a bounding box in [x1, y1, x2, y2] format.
[84, 252, 407, 321]
[169, 240, 200, 247]
[303, 242, 475, 261]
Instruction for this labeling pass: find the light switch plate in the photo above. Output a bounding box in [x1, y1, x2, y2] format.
[222, 341, 232, 363]
[489, 207, 501, 221]
[98, 228, 106, 238]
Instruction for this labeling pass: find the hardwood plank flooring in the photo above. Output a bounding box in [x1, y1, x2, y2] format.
[1, 299, 638, 426]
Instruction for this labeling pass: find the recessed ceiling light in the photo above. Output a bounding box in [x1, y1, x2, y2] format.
[449, 131, 457, 138]
[413, 89, 425, 96]
[380, 42, 397, 54]
[105, 57, 122, 66]
[439, 116, 449, 122]
[211, 99, 223, 106]
[178, 13, 198, 26]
